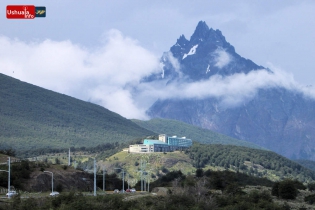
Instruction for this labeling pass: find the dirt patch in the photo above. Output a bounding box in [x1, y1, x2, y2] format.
[151, 187, 169, 196]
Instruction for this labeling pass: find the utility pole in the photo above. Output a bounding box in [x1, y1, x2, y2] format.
[114, 168, 125, 193]
[140, 159, 146, 192]
[144, 176, 146, 191]
[8, 157, 10, 192]
[68, 148, 71, 166]
[140, 159, 143, 192]
[103, 166, 105, 192]
[94, 158, 96, 196]
[147, 172, 150, 192]
[0, 158, 11, 193]
[127, 173, 129, 189]
[122, 169, 125, 192]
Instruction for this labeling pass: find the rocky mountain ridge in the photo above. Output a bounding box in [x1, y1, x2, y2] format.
[147, 21, 315, 160]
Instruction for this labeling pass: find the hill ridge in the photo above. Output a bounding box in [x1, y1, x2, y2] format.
[0, 73, 154, 152]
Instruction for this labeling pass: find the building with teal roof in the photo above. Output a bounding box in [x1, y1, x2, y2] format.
[129, 134, 192, 153]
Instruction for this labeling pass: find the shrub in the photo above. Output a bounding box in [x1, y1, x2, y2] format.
[195, 168, 204, 177]
[307, 182, 315, 191]
[56, 183, 63, 192]
[278, 180, 298, 200]
[272, 182, 280, 197]
[304, 194, 315, 204]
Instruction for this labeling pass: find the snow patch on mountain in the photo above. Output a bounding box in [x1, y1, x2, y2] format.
[159, 62, 165, 78]
[206, 65, 211, 74]
[182, 44, 198, 60]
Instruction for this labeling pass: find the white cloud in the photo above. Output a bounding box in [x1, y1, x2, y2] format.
[213, 48, 232, 68]
[137, 66, 315, 110]
[0, 30, 161, 119]
[164, 52, 182, 75]
[1, 31, 315, 120]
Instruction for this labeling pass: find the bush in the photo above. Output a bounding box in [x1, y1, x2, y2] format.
[272, 182, 280, 197]
[278, 180, 298, 200]
[195, 168, 204, 177]
[56, 183, 63, 192]
[291, 180, 306, 190]
[307, 182, 315, 191]
[272, 180, 298, 200]
[304, 194, 315, 204]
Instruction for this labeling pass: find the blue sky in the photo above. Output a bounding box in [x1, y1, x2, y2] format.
[1, 1, 315, 119]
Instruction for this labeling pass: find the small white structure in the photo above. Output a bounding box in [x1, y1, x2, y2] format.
[158, 134, 167, 143]
[129, 144, 154, 153]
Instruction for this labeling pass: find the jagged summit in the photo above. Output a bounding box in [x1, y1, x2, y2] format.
[158, 21, 265, 81]
[146, 21, 315, 161]
[176, 35, 189, 48]
[190, 21, 210, 41]
[175, 21, 228, 49]
[190, 21, 226, 45]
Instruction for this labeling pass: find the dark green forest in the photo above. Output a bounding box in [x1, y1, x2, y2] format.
[295, 159, 315, 172]
[187, 143, 315, 183]
[0, 73, 154, 151]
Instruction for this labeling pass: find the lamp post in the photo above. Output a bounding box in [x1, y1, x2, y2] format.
[147, 171, 150, 192]
[114, 168, 125, 193]
[0, 157, 11, 193]
[94, 158, 96, 196]
[103, 166, 106, 192]
[44, 171, 53, 194]
[127, 173, 129, 190]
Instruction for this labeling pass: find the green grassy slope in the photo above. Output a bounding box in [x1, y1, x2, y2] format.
[132, 118, 264, 150]
[98, 143, 315, 184]
[0, 73, 155, 151]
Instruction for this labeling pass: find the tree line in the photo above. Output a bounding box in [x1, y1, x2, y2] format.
[186, 143, 315, 182]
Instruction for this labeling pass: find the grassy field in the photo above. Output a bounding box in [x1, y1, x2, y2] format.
[95, 151, 196, 186]
[27, 151, 94, 167]
[32, 147, 315, 187]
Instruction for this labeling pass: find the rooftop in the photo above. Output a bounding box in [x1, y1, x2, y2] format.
[143, 139, 166, 145]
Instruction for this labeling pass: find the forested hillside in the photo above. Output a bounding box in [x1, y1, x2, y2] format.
[132, 118, 264, 149]
[0, 73, 155, 152]
[295, 159, 315, 172]
[188, 143, 315, 183]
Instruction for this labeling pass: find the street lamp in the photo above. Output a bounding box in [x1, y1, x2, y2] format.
[94, 158, 96, 196]
[103, 166, 106, 192]
[0, 157, 11, 193]
[127, 173, 129, 190]
[114, 168, 125, 193]
[44, 171, 53, 194]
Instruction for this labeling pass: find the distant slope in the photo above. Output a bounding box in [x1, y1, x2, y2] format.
[295, 159, 315, 172]
[0, 73, 155, 151]
[146, 21, 315, 160]
[189, 143, 315, 183]
[132, 118, 264, 150]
